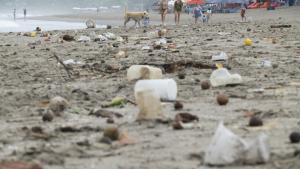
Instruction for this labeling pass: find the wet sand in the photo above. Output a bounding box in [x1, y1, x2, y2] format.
[0, 6, 300, 169]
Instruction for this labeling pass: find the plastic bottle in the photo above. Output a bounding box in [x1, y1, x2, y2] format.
[134, 79, 177, 101]
[136, 89, 163, 120]
[127, 65, 163, 81]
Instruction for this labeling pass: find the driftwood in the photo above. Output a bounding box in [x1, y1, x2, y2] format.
[53, 53, 73, 79]
[270, 25, 291, 28]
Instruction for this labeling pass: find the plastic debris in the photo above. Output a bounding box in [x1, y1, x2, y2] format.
[204, 122, 270, 166]
[127, 65, 162, 81]
[77, 36, 91, 42]
[210, 68, 242, 87]
[134, 79, 177, 101]
[86, 19, 96, 29]
[103, 32, 116, 40]
[136, 89, 163, 120]
[63, 59, 82, 65]
[212, 52, 228, 61]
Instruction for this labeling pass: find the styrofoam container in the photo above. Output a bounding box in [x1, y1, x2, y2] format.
[127, 65, 162, 81]
[134, 79, 177, 101]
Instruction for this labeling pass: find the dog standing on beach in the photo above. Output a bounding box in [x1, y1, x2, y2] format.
[124, 7, 149, 28]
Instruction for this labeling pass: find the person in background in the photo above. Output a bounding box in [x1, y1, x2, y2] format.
[13, 8, 16, 21]
[193, 5, 203, 24]
[174, 0, 183, 25]
[240, 7, 246, 21]
[160, 0, 168, 26]
[207, 7, 212, 21]
[23, 8, 27, 21]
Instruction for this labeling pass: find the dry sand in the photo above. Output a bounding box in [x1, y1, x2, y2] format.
[0, 6, 300, 169]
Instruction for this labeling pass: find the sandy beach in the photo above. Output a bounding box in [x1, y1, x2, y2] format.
[0, 6, 300, 169]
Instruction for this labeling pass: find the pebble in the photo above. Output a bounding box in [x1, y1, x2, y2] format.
[289, 132, 300, 143]
[249, 117, 263, 127]
[217, 94, 229, 106]
[103, 127, 119, 141]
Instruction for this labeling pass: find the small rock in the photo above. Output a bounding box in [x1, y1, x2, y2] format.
[31, 126, 44, 134]
[178, 72, 185, 79]
[106, 25, 112, 29]
[49, 96, 68, 115]
[249, 117, 263, 127]
[289, 132, 300, 143]
[42, 112, 53, 122]
[217, 94, 229, 106]
[174, 101, 183, 110]
[62, 35, 75, 41]
[103, 127, 119, 141]
[201, 80, 211, 90]
[107, 118, 115, 124]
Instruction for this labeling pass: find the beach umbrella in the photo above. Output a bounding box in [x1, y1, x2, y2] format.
[186, 0, 206, 5]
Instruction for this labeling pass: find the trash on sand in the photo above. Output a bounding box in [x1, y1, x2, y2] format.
[210, 68, 242, 87]
[95, 35, 108, 41]
[116, 36, 124, 42]
[244, 38, 253, 46]
[173, 112, 199, 130]
[127, 65, 163, 81]
[77, 36, 91, 42]
[115, 50, 127, 58]
[86, 19, 96, 29]
[142, 45, 151, 50]
[204, 122, 270, 166]
[259, 60, 272, 68]
[63, 59, 82, 65]
[212, 52, 228, 61]
[49, 96, 69, 116]
[103, 32, 116, 40]
[104, 97, 127, 107]
[156, 38, 167, 45]
[134, 79, 177, 101]
[135, 89, 163, 120]
[217, 32, 231, 36]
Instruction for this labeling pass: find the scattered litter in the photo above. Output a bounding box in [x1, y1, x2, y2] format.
[86, 19, 96, 29]
[77, 36, 91, 42]
[142, 45, 151, 50]
[48, 96, 69, 116]
[127, 65, 162, 81]
[204, 122, 270, 166]
[134, 79, 177, 101]
[259, 60, 272, 68]
[217, 32, 231, 36]
[136, 89, 163, 120]
[210, 68, 242, 87]
[63, 59, 82, 65]
[212, 52, 228, 61]
[96, 35, 108, 41]
[103, 32, 116, 40]
[244, 38, 253, 46]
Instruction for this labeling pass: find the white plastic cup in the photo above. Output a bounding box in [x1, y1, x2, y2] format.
[210, 68, 242, 87]
[127, 65, 163, 81]
[134, 79, 177, 101]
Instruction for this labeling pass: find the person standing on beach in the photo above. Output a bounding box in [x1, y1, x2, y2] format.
[23, 8, 27, 21]
[241, 7, 246, 22]
[174, 0, 183, 25]
[160, 0, 168, 26]
[193, 5, 202, 24]
[13, 8, 16, 21]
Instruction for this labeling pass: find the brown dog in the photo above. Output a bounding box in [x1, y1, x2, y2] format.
[124, 7, 149, 27]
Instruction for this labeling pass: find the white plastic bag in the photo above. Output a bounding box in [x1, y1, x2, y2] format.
[77, 36, 91, 42]
[212, 52, 228, 61]
[210, 68, 242, 87]
[204, 122, 247, 166]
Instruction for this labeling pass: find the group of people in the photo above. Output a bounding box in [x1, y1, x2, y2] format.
[13, 8, 27, 21]
[159, 0, 212, 26]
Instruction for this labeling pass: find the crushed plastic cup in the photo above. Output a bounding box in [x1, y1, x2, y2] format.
[212, 52, 228, 61]
[63, 59, 81, 65]
[142, 46, 151, 50]
[204, 122, 246, 166]
[77, 36, 91, 42]
[136, 89, 163, 120]
[127, 65, 162, 81]
[260, 60, 272, 68]
[103, 32, 116, 40]
[97, 35, 108, 41]
[209, 68, 242, 87]
[204, 122, 270, 166]
[134, 79, 177, 101]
